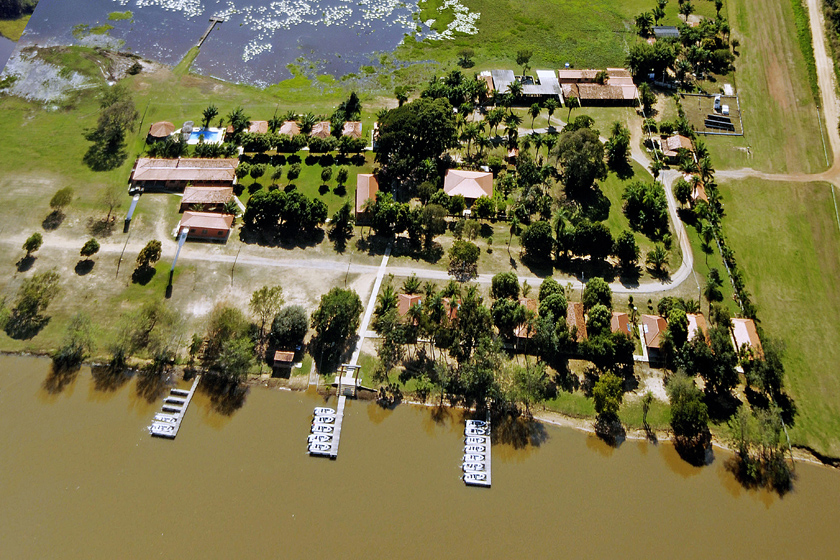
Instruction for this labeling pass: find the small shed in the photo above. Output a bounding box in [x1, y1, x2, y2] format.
[272, 350, 295, 376]
[653, 26, 680, 40]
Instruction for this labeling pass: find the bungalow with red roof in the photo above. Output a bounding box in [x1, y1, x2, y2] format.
[355, 174, 379, 222]
[179, 186, 233, 213]
[443, 169, 493, 202]
[731, 318, 763, 358]
[310, 121, 331, 139]
[179, 211, 234, 241]
[397, 293, 422, 317]
[342, 121, 363, 139]
[514, 298, 538, 339]
[279, 121, 300, 136]
[641, 314, 668, 360]
[272, 350, 295, 377]
[662, 134, 694, 161]
[566, 301, 588, 341]
[130, 158, 239, 191]
[611, 312, 633, 337]
[686, 313, 709, 343]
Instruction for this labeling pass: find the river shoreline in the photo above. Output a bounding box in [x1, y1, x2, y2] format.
[4, 347, 835, 469]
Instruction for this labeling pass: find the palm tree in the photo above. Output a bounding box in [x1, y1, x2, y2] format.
[698, 157, 714, 183]
[507, 80, 523, 102]
[700, 220, 715, 266]
[282, 110, 297, 123]
[652, 5, 665, 24]
[300, 112, 317, 134]
[694, 139, 709, 161]
[531, 132, 544, 158]
[268, 115, 283, 133]
[543, 98, 558, 128]
[403, 274, 421, 294]
[375, 284, 398, 319]
[202, 104, 218, 129]
[460, 122, 481, 159]
[646, 244, 669, 276]
[476, 133, 492, 157]
[566, 96, 579, 120]
[528, 103, 542, 130]
[486, 107, 505, 137]
[635, 12, 654, 37]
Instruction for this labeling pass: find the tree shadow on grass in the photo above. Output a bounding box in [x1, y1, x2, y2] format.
[75, 259, 95, 276]
[42, 363, 80, 394]
[199, 373, 248, 416]
[334, 184, 346, 197]
[5, 313, 49, 340]
[318, 184, 329, 195]
[87, 216, 116, 238]
[42, 210, 65, 231]
[15, 255, 35, 272]
[131, 265, 156, 285]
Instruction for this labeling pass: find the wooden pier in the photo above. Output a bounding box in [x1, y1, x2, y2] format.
[149, 375, 200, 439]
[197, 17, 224, 48]
[462, 412, 491, 487]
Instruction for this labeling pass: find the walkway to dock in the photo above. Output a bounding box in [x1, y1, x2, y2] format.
[197, 17, 224, 48]
[149, 375, 201, 439]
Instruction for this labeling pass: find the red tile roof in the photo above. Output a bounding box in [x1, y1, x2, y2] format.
[355, 174, 379, 215]
[310, 121, 331, 138]
[611, 312, 632, 337]
[279, 121, 300, 136]
[443, 169, 493, 199]
[181, 186, 233, 205]
[342, 121, 362, 139]
[397, 293, 422, 317]
[132, 158, 239, 183]
[641, 315, 668, 349]
[248, 120, 269, 134]
[179, 211, 234, 231]
[567, 302, 588, 341]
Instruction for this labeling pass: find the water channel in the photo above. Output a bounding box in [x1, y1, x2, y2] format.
[2, 356, 838, 558]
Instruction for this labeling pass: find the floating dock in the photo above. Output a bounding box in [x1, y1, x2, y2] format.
[149, 375, 200, 439]
[307, 396, 345, 459]
[462, 413, 491, 487]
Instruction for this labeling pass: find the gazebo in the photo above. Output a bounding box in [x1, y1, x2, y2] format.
[148, 121, 175, 141]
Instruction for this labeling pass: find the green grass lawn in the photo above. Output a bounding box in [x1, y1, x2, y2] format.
[0, 14, 30, 41]
[704, 0, 830, 174]
[719, 178, 840, 457]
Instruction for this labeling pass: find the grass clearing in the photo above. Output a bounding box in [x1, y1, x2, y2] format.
[705, 0, 829, 174]
[0, 14, 30, 41]
[719, 178, 840, 457]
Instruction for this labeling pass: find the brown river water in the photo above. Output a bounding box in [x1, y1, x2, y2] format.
[2, 356, 839, 558]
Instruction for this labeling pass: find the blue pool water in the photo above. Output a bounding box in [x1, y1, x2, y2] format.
[189, 128, 224, 144]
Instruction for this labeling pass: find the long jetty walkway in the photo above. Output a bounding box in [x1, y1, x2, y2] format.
[149, 375, 201, 439]
[462, 412, 491, 487]
[197, 17, 224, 48]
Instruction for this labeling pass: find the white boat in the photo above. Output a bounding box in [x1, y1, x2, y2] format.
[314, 407, 335, 415]
[150, 423, 175, 434]
[466, 420, 487, 427]
[464, 472, 488, 483]
[154, 414, 178, 424]
[308, 443, 331, 453]
[463, 454, 485, 463]
[308, 434, 332, 443]
[465, 445, 486, 454]
[462, 462, 486, 472]
[313, 414, 335, 423]
[465, 436, 487, 445]
[312, 423, 334, 434]
[465, 427, 486, 436]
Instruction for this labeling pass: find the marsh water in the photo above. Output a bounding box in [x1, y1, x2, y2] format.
[0, 36, 14, 72]
[21, 0, 425, 85]
[2, 356, 840, 558]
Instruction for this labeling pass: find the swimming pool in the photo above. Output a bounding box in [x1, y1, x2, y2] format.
[187, 128, 225, 145]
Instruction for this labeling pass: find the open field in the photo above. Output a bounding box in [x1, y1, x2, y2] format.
[719, 178, 840, 457]
[401, 0, 715, 70]
[703, 0, 830, 174]
[0, 15, 30, 41]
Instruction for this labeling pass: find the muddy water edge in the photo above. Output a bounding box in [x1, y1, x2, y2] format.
[1, 356, 838, 558]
